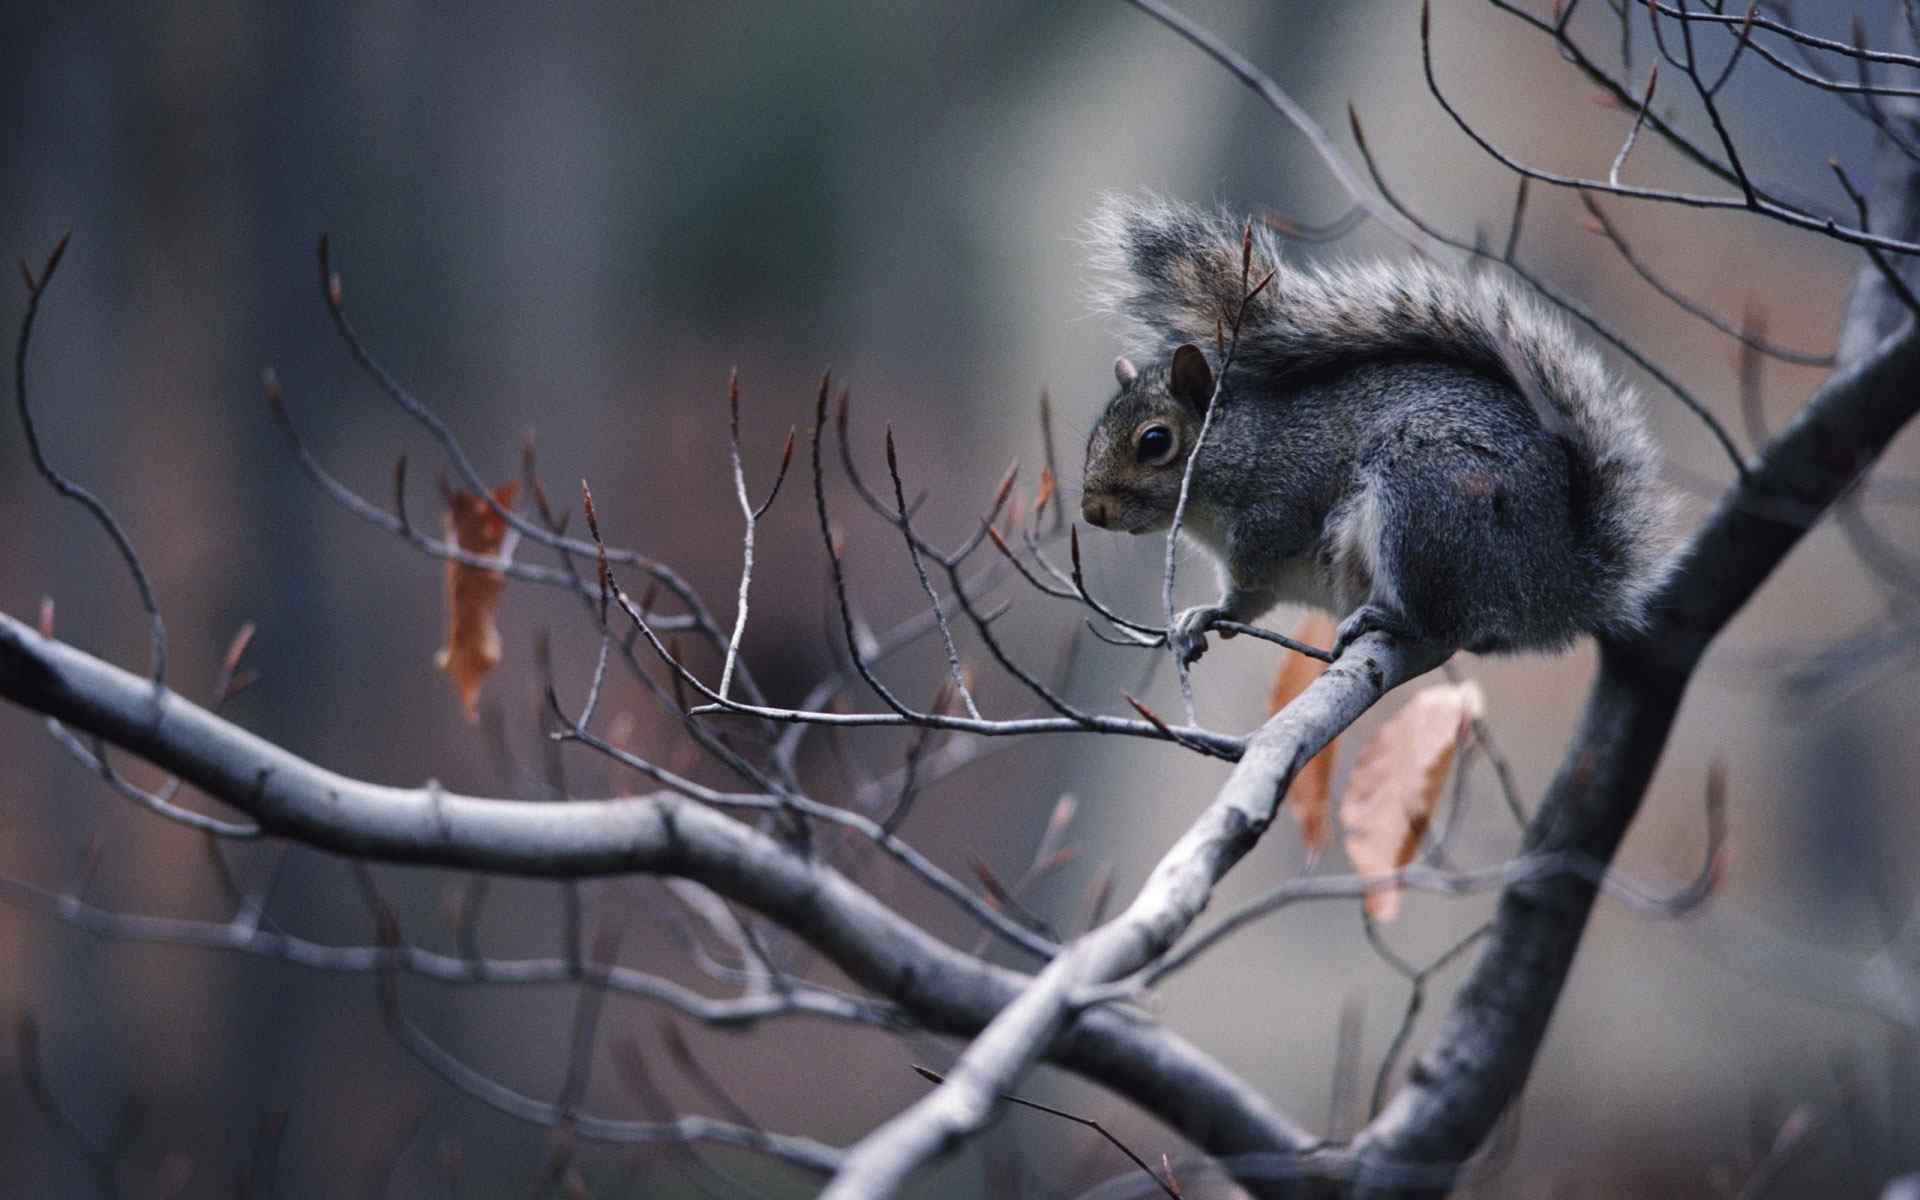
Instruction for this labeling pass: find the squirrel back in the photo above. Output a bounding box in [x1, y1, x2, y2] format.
[1083, 194, 1676, 648]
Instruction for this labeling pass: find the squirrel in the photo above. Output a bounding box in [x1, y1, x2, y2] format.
[1078, 195, 1676, 665]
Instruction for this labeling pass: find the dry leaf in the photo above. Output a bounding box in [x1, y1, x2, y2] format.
[1340, 679, 1484, 920]
[1034, 467, 1057, 518]
[1267, 611, 1340, 856]
[436, 483, 519, 722]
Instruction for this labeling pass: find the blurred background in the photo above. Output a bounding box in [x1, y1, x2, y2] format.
[2, 1, 1916, 1195]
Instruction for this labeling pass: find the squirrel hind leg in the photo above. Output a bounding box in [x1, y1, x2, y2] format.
[1351, 413, 1592, 654]
[1378, 456, 1589, 654]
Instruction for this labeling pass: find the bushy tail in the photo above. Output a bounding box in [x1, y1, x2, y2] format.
[1085, 194, 1677, 635]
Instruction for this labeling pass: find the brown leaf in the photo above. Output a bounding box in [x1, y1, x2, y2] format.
[1267, 611, 1340, 855]
[435, 483, 519, 722]
[1340, 679, 1484, 920]
[1034, 467, 1057, 518]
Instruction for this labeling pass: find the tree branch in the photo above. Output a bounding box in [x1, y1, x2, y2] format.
[1351, 295, 1920, 1197]
[0, 609, 1313, 1174]
[821, 631, 1448, 1198]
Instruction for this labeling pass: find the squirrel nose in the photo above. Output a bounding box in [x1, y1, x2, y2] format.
[1083, 497, 1110, 528]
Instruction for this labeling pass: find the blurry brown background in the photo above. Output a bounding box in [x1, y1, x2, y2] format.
[1, 1, 1915, 1195]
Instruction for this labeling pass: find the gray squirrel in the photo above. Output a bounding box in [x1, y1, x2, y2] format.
[1078, 195, 1676, 664]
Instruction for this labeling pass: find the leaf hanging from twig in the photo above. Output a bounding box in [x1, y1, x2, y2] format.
[1340, 679, 1483, 920]
[435, 483, 519, 722]
[1266, 611, 1340, 857]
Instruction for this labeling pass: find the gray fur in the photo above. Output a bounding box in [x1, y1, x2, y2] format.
[1080, 195, 1677, 657]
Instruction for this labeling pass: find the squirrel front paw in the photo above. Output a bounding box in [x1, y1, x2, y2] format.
[1331, 603, 1413, 660]
[1171, 604, 1226, 666]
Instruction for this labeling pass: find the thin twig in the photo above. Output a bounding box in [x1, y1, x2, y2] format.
[885, 425, 982, 719]
[1166, 242, 1278, 720]
[378, 968, 844, 1174]
[1434, 4, 1920, 257]
[1348, 104, 1750, 475]
[1120, 0, 1425, 246]
[1831, 159, 1920, 320]
[1075, 779, 1723, 1009]
[1609, 63, 1660, 186]
[1651, 0, 1920, 68]
[1579, 194, 1832, 366]
[314, 237, 772, 715]
[1365, 919, 1491, 1116]
[13, 234, 167, 689]
[913, 1064, 1182, 1199]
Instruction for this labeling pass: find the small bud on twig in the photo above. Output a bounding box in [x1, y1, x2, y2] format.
[1123, 693, 1176, 740]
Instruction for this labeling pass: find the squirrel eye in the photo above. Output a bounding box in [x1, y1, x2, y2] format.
[1134, 423, 1177, 466]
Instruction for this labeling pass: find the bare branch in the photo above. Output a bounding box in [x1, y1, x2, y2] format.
[1608, 63, 1659, 187]
[13, 233, 167, 689]
[1166, 248, 1279, 719]
[1651, 0, 1920, 70]
[1486, 0, 1844, 219]
[0, 610, 1314, 1169]
[912, 1064, 1180, 1200]
[1349, 104, 1751, 473]
[1832, 158, 1920, 321]
[1500, 177, 1530, 265]
[1671, 0, 1758, 206]
[1579, 193, 1833, 367]
[1074, 780, 1722, 1009]
[1367, 921, 1490, 1118]
[313, 237, 772, 714]
[44, 722, 261, 838]
[379, 970, 845, 1175]
[820, 630, 1443, 1198]
[1354, 308, 1920, 1195]
[884, 425, 982, 719]
[1705, 5, 1758, 96]
[1461, 4, 1920, 255]
[1120, 0, 1426, 247]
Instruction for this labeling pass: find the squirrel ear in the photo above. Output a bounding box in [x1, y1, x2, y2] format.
[1168, 344, 1215, 413]
[1113, 356, 1139, 388]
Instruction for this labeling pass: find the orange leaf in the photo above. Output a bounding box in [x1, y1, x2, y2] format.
[1034, 467, 1057, 517]
[1268, 612, 1340, 856]
[1340, 679, 1484, 920]
[435, 483, 519, 722]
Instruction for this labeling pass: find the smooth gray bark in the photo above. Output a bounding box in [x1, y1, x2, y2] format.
[0, 609, 1314, 1174]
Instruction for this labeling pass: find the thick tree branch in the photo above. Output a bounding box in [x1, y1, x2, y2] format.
[821, 632, 1448, 1199]
[0, 610, 1312, 1172]
[1350, 311, 1920, 1197]
[1331, 13, 1920, 1191]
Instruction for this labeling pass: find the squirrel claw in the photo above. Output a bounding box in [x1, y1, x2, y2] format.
[1332, 604, 1410, 660]
[1171, 605, 1224, 667]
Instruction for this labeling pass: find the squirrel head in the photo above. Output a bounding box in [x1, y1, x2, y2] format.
[1080, 343, 1217, 533]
